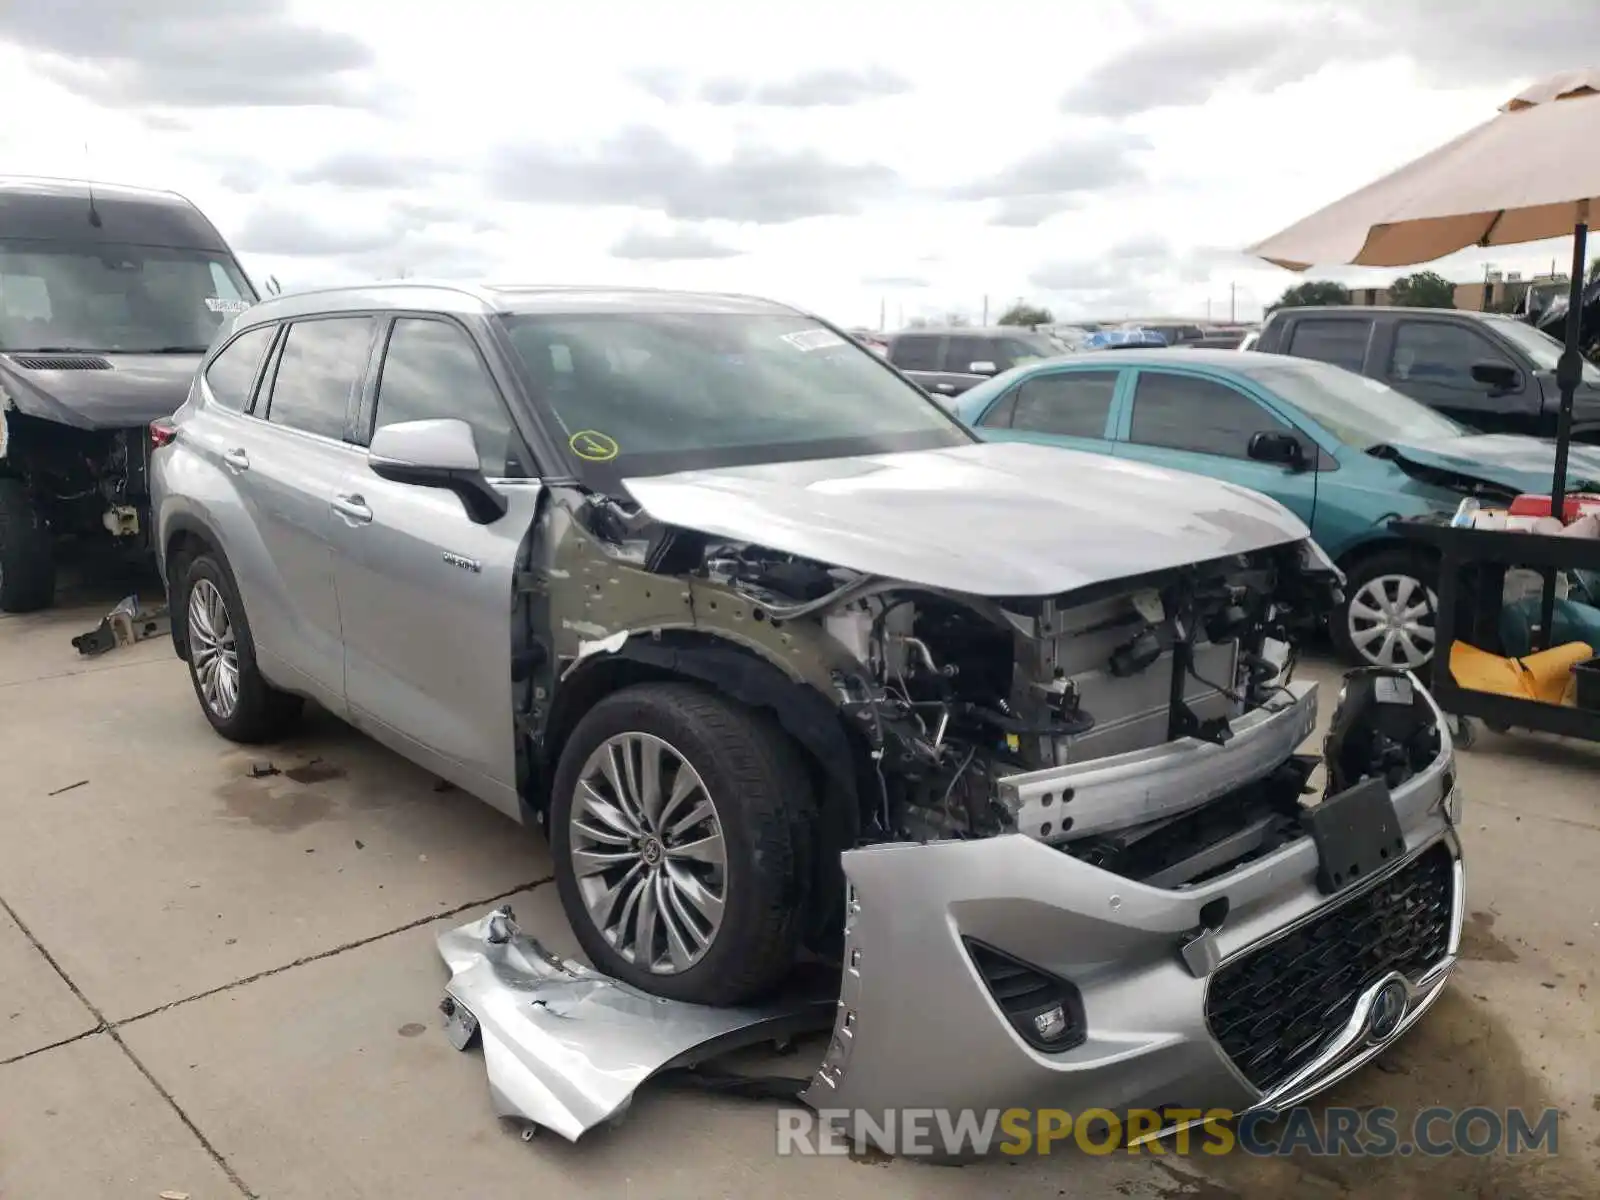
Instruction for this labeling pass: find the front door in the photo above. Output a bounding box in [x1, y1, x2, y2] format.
[1113, 368, 1320, 533]
[327, 315, 541, 819]
[1382, 318, 1540, 433]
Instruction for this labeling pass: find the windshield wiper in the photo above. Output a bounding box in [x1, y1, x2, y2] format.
[6, 345, 109, 354]
[5, 345, 208, 355]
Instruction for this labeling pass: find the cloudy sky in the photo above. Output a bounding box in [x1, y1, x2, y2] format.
[3, 0, 1596, 327]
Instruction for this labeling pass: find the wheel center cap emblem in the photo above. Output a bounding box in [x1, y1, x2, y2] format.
[1366, 978, 1409, 1043]
[639, 836, 664, 866]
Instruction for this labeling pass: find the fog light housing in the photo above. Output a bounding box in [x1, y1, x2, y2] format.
[1032, 1004, 1069, 1041]
[963, 938, 1086, 1052]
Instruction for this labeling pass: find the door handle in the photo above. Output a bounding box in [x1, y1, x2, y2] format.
[332, 492, 373, 524]
[933, 382, 957, 394]
[222, 448, 250, 471]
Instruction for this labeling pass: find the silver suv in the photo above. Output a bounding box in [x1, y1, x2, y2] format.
[151, 283, 1462, 1135]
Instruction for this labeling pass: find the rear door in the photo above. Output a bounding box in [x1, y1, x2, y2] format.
[328, 314, 541, 818]
[911, 334, 995, 399]
[886, 333, 945, 394]
[1113, 367, 1320, 532]
[231, 315, 376, 707]
[1277, 315, 1374, 376]
[972, 366, 1125, 457]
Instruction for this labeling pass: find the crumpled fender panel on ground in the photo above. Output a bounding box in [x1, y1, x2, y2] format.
[436, 907, 833, 1141]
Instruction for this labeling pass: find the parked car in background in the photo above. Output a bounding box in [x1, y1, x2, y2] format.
[1183, 327, 1252, 350]
[1253, 305, 1600, 441]
[884, 325, 1064, 398]
[954, 348, 1600, 669]
[1125, 320, 1206, 346]
[1085, 328, 1169, 349]
[0, 176, 259, 611]
[151, 283, 1463, 1137]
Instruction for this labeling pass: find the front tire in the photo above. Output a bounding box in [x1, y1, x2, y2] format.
[550, 682, 814, 1006]
[0, 477, 55, 613]
[179, 552, 302, 742]
[1333, 549, 1438, 670]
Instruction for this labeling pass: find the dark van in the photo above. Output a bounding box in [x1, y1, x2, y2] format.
[0, 176, 260, 611]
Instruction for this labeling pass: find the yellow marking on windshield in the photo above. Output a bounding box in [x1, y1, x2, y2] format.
[569, 430, 620, 462]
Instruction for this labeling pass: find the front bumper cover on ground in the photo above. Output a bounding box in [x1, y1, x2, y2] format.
[437, 679, 1463, 1150]
[435, 909, 834, 1139]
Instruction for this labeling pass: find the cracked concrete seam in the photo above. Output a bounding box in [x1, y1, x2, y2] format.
[0, 875, 554, 1198]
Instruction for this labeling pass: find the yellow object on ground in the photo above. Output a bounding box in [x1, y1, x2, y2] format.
[1450, 641, 1593, 706]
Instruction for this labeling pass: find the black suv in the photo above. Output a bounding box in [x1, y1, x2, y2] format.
[1253, 305, 1600, 441]
[885, 326, 1066, 399]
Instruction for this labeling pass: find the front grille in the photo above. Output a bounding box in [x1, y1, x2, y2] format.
[8, 354, 112, 371]
[1205, 842, 1455, 1095]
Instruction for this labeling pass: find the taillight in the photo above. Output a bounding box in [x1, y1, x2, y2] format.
[150, 420, 177, 450]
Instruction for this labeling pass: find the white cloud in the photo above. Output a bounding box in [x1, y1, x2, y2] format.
[0, 0, 1589, 325]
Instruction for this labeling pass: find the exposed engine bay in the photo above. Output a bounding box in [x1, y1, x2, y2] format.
[700, 537, 1340, 872]
[1, 407, 147, 540]
[535, 485, 1409, 905]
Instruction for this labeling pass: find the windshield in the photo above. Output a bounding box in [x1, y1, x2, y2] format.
[1482, 315, 1600, 384]
[0, 239, 256, 354]
[1003, 332, 1067, 365]
[499, 311, 974, 478]
[1236, 357, 1466, 448]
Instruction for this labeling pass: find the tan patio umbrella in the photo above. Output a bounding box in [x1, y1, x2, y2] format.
[1248, 68, 1600, 526]
[1248, 69, 1600, 270]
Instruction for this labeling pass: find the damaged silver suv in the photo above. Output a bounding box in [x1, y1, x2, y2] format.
[152, 284, 1463, 1137]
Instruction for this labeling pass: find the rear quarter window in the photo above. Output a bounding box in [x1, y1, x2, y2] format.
[203, 324, 275, 412]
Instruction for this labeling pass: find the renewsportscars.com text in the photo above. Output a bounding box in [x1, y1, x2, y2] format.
[776, 1105, 1561, 1158]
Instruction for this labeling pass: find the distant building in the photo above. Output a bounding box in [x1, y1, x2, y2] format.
[1347, 272, 1570, 312]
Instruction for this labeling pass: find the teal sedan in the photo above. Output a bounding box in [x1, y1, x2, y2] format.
[953, 349, 1600, 669]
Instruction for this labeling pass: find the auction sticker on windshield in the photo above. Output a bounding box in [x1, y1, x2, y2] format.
[205, 297, 253, 314]
[569, 430, 619, 462]
[781, 328, 846, 352]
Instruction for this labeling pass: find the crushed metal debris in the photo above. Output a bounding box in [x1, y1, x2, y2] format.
[70, 594, 169, 657]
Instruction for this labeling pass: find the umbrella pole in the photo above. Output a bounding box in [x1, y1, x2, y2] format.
[1537, 211, 1589, 650]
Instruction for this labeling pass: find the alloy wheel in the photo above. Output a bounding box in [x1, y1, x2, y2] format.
[188, 578, 241, 719]
[568, 731, 727, 975]
[1347, 573, 1438, 668]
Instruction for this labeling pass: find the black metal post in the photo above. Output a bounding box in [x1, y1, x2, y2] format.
[1537, 215, 1589, 649]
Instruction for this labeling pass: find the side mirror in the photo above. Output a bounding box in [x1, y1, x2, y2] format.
[1248, 430, 1307, 469]
[1470, 360, 1520, 392]
[368, 418, 508, 524]
[968, 360, 999, 375]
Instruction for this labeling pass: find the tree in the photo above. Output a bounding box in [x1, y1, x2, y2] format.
[1589, 257, 1600, 284]
[998, 302, 1053, 327]
[1268, 280, 1351, 311]
[1388, 270, 1456, 308]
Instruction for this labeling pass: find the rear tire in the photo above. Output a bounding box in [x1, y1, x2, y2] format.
[179, 551, 302, 743]
[0, 477, 55, 613]
[550, 682, 814, 1006]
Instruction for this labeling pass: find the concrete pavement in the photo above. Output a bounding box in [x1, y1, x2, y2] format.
[3, 594, 1598, 1198]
